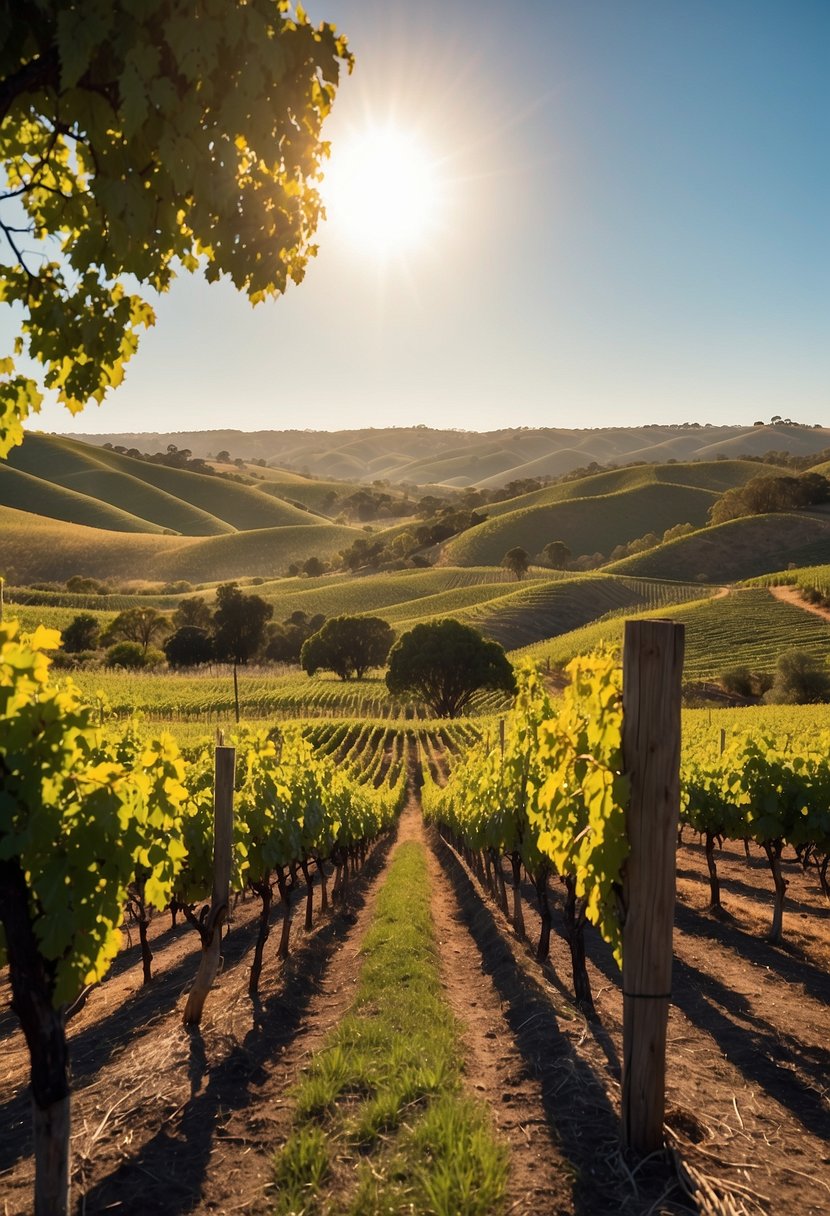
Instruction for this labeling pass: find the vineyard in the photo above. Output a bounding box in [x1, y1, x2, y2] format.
[2, 620, 830, 1215]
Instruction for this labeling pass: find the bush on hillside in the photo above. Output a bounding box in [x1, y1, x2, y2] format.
[763, 650, 830, 705]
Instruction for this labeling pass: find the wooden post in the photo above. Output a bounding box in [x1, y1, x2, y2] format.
[183, 746, 235, 1026]
[621, 619, 684, 1154]
[499, 717, 505, 759]
[232, 664, 240, 724]
[719, 727, 726, 755]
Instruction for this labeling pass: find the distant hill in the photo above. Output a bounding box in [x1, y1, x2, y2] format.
[58, 423, 830, 487]
[440, 461, 776, 567]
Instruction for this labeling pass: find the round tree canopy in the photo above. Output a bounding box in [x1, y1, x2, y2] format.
[385, 618, 516, 717]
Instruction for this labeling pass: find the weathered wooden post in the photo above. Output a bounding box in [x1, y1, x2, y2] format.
[183, 745, 235, 1026]
[621, 619, 684, 1153]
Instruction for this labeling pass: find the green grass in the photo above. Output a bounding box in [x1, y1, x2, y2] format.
[272, 841, 508, 1216]
[482, 459, 778, 519]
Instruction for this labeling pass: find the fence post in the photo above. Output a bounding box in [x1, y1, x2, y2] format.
[183, 745, 235, 1027]
[621, 619, 684, 1153]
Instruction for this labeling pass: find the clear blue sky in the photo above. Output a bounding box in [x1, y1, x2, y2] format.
[29, 0, 830, 435]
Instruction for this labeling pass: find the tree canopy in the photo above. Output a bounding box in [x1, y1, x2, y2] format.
[0, 1, 352, 457]
[502, 547, 530, 580]
[385, 619, 516, 717]
[301, 615, 394, 680]
[709, 472, 830, 525]
[212, 582, 273, 665]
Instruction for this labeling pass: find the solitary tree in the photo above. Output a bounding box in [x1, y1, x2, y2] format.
[542, 540, 571, 570]
[386, 619, 516, 717]
[502, 547, 530, 580]
[764, 650, 830, 704]
[0, 3, 352, 459]
[301, 615, 394, 680]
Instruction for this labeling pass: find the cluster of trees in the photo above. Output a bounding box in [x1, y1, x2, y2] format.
[721, 650, 830, 704]
[337, 507, 485, 573]
[100, 443, 245, 480]
[61, 585, 281, 670]
[709, 472, 830, 526]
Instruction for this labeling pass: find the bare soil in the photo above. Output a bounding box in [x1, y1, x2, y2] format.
[1, 807, 829, 1215]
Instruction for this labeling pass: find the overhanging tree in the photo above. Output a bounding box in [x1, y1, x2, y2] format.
[0, 1, 353, 458]
[386, 619, 516, 717]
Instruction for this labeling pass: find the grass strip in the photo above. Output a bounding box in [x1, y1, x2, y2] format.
[272, 840, 508, 1216]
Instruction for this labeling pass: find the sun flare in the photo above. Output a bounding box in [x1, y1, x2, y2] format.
[321, 124, 443, 257]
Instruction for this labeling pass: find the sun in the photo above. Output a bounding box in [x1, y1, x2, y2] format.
[320, 124, 443, 258]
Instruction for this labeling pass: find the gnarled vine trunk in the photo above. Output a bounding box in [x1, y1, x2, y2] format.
[0, 858, 70, 1216]
[763, 839, 788, 945]
[562, 873, 594, 1016]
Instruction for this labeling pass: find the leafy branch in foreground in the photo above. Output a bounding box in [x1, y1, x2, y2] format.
[0, 0, 352, 456]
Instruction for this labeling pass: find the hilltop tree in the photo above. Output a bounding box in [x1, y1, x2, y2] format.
[502, 547, 530, 581]
[301, 616, 394, 680]
[0, 3, 352, 458]
[386, 619, 516, 717]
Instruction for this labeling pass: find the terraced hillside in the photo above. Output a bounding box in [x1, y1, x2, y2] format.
[518, 587, 830, 680]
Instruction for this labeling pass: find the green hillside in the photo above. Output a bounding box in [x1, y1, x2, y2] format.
[0, 463, 166, 533]
[443, 481, 717, 566]
[9, 434, 322, 534]
[608, 512, 830, 583]
[0, 506, 358, 584]
[483, 460, 782, 520]
[516, 588, 830, 680]
[7, 435, 234, 535]
[394, 573, 711, 650]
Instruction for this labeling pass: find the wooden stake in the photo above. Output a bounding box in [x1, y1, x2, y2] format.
[183, 746, 235, 1026]
[621, 619, 684, 1154]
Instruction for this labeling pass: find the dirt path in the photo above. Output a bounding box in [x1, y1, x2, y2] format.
[770, 583, 830, 621]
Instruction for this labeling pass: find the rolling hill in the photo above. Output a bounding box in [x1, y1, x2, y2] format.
[62, 423, 830, 486]
[4, 435, 326, 534]
[442, 481, 718, 566]
[607, 512, 830, 583]
[0, 505, 359, 585]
